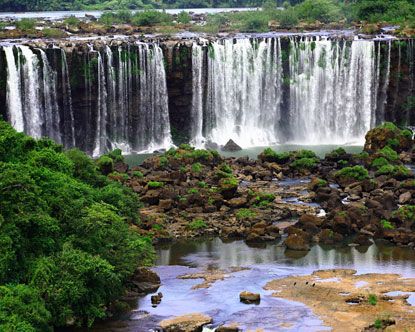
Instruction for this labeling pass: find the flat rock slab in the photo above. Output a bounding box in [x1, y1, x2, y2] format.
[264, 269, 415, 331]
[159, 313, 212, 332]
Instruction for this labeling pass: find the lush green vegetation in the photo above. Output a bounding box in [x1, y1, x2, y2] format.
[0, 121, 154, 330]
[2, 0, 415, 31]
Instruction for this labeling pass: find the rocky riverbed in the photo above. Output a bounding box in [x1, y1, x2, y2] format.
[87, 122, 415, 331]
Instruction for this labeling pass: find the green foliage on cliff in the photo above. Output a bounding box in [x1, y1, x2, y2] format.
[0, 120, 153, 330]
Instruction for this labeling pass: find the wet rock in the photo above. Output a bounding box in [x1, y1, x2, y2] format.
[216, 324, 240, 332]
[151, 292, 163, 306]
[318, 229, 343, 245]
[226, 196, 247, 208]
[114, 161, 128, 173]
[159, 313, 212, 332]
[354, 234, 372, 246]
[141, 189, 161, 205]
[399, 191, 412, 204]
[222, 139, 242, 152]
[239, 291, 260, 304]
[129, 267, 161, 294]
[284, 233, 310, 251]
[159, 199, 174, 211]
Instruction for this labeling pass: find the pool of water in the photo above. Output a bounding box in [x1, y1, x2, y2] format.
[89, 238, 415, 332]
[124, 144, 363, 168]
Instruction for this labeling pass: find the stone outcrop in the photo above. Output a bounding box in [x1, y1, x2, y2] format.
[159, 313, 212, 332]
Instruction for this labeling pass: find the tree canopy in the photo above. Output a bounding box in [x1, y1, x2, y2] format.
[0, 120, 154, 330]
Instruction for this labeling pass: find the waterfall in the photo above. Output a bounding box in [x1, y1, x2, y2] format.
[190, 43, 204, 147]
[89, 42, 172, 155]
[39, 49, 61, 144]
[19, 46, 43, 138]
[289, 37, 379, 144]
[204, 38, 283, 147]
[4, 46, 24, 132]
[93, 51, 108, 157]
[60, 49, 76, 148]
[191, 36, 390, 148]
[0, 37, 402, 155]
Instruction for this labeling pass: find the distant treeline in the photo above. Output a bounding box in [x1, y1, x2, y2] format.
[0, 0, 304, 12]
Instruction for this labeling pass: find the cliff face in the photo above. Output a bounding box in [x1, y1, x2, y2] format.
[0, 36, 413, 154]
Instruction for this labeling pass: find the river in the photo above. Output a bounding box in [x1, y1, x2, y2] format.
[86, 238, 415, 331]
[0, 8, 259, 20]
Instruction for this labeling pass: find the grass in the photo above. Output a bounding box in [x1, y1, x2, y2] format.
[236, 208, 256, 220]
[380, 219, 394, 230]
[148, 181, 164, 189]
[188, 219, 207, 230]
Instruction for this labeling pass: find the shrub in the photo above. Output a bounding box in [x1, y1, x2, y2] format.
[28, 148, 74, 175]
[159, 156, 168, 167]
[188, 219, 207, 230]
[236, 208, 256, 220]
[97, 155, 114, 175]
[0, 284, 52, 332]
[379, 146, 399, 162]
[380, 219, 394, 230]
[197, 181, 207, 188]
[179, 143, 194, 151]
[375, 164, 395, 176]
[131, 10, 172, 26]
[177, 11, 191, 24]
[63, 15, 81, 26]
[371, 157, 389, 169]
[106, 149, 124, 162]
[402, 129, 413, 140]
[368, 294, 377, 306]
[188, 188, 199, 195]
[191, 162, 203, 173]
[148, 181, 164, 188]
[219, 163, 232, 174]
[295, 150, 317, 159]
[291, 157, 318, 170]
[132, 170, 144, 178]
[278, 8, 299, 28]
[393, 205, 415, 223]
[42, 28, 66, 38]
[296, 0, 342, 23]
[16, 18, 36, 30]
[335, 166, 369, 181]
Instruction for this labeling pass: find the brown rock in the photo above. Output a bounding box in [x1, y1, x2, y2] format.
[159, 313, 212, 332]
[130, 267, 160, 294]
[399, 191, 412, 204]
[239, 291, 260, 304]
[159, 199, 174, 211]
[227, 196, 248, 208]
[284, 233, 310, 251]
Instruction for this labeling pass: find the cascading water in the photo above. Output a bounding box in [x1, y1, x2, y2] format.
[203, 38, 283, 147]
[289, 37, 381, 144]
[190, 43, 204, 147]
[0, 36, 405, 156]
[191, 36, 391, 148]
[39, 49, 61, 144]
[4, 46, 24, 132]
[89, 42, 172, 156]
[4, 45, 75, 145]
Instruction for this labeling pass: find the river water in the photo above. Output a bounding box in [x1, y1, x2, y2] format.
[0, 8, 258, 20]
[88, 238, 415, 331]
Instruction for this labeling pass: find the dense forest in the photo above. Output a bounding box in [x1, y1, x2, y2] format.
[0, 120, 154, 330]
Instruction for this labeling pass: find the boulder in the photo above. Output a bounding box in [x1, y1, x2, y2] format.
[130, 267, 161, 294]
[239, 291, 260, 304]
[226, 196, 248, 208]
[222, 139, 242, 152]
[159, 313, 212, 332]
[399, 191, 412, 204]
[284, 233, 310, 251]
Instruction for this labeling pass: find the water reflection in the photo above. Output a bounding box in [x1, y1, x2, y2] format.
[156, 238, 415, 277]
